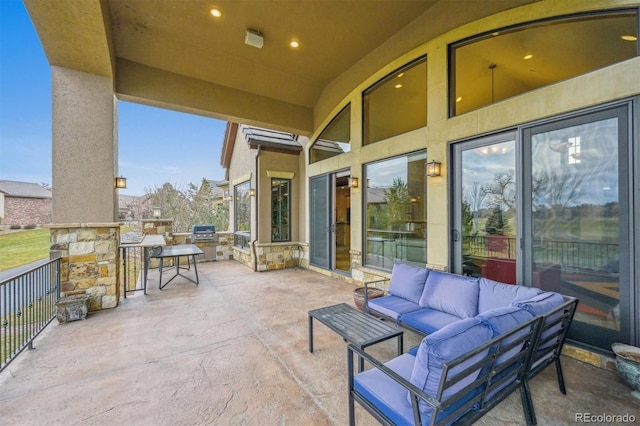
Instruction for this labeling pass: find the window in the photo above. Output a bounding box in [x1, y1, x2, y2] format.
[450, 10, 638, 116]
[364, 57, 427, 145]
[234, 181, 250, 248]
[364, 151, 427, 270]
[310, 104, 351, 163]
[271, 179, 290, 242]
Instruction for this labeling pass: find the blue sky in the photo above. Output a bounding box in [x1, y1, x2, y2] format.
[0, 0, 227, 196]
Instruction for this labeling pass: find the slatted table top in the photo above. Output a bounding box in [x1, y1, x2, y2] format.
[308, 302, 402, 348]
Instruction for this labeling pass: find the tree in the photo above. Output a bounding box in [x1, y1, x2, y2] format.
[147, 182, 191, 232]
[383, 178, 409, 229]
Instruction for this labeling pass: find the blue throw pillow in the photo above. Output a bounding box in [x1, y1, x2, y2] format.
[419, 270, 479, 318]
[388, 263, 429, 304]
[511, 292, 564, 316]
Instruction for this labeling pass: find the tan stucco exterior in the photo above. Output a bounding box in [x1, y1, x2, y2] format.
[52, 67, 118, 223]
[305, 0, 640, 273]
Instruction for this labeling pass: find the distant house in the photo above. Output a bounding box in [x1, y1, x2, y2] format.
[0, 180, 52, 226]
[118, 194, 151, 221]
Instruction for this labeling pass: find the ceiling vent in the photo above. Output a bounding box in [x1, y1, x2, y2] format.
[245, 29, 264, 49]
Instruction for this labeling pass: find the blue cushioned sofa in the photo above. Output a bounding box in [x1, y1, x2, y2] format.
[356, 263, 578, 425]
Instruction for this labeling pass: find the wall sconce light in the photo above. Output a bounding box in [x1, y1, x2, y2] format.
[410, 197, 418, 204]
[115, 176, 127, 189]
[249, 188, 256, 197]
[348, 177, 359, 188]
[227, 195, 233, 202]
[426, 161, 442, 177]
[152, 206, 162, 219]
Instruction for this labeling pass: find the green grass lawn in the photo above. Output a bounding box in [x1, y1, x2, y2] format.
[0, 229, 50, 272]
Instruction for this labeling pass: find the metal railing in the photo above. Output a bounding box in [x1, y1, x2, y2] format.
[463, 235, 618, 272]
[120, 245, 144, 296]
[1, 256, 61, 373]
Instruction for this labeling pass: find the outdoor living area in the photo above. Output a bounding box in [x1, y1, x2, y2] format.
[0, 261, 637, 425]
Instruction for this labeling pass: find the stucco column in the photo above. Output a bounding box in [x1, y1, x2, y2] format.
[52, 66, 118, 223]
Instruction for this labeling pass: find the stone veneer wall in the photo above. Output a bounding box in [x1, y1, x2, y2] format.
[255, 242, 306, 271]
[49, 223, 120, 311]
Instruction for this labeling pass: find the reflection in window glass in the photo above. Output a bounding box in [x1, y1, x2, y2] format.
[364, 152, 427, 270]
[530, 117, 620, 346]
[460, 139, 517, 283]
[234, 181, 250, 248]
[271, 179, 290, 242]
[451, 10, 638, 116]
[310, 105, 351, 163]
[364, 57, 427, 145]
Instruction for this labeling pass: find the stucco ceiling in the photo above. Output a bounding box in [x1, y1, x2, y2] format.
[24, 0, 540, 134]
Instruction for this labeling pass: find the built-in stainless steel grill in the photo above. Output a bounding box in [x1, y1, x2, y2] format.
[192, 224, 216, 242]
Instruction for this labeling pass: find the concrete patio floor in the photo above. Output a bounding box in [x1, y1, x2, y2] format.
[1, 261, 638, 425]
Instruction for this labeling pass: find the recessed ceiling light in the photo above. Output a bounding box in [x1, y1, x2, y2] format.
[523, 54, 533, 60]
[289, 40, 300, 48]
[621, 35, 637, 41]
[395, 84, 403, 89]
[397, 72, 404, 78]
[210, 8, 222, 18]
[456, 96, 462, 103]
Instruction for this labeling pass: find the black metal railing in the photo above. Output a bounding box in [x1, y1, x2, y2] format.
[120, 245, 144, 296]
[463, 235, 618, 272]
[1, 256, 61, 373]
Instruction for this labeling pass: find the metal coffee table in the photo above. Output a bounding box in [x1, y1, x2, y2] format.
[308, 303, 403, 371]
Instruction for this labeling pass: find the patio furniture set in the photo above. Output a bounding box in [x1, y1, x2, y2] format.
[308, 263, 578, 425]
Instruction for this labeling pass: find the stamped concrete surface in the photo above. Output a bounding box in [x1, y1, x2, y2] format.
[1, 261, 638, 425]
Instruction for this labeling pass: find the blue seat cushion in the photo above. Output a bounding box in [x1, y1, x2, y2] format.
[478, 278, 542, 313]
[368, 295, 422, 321]
[409, 317, 494, 415]
[400, 308, 461, 335]
[388, 263, 430, 304]
[354, 354, 427, 426]
[419, 270, 479, 319]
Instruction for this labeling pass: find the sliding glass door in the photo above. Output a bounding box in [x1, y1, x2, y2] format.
[523, 106, 630, 349]
[451, 133, 517, 283]
[452, 102, 634, 350]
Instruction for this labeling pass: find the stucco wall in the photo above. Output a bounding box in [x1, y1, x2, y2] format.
[306, 0, 640, 273]
[52, 66, 118, 224]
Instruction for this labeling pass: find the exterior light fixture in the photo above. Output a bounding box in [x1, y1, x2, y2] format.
[348, 177, 359, 188]
[249, 188, 256, 197]
[426, 161, 441, 177]
[115, 176, 127, 189]
[152, 206, 162, 219]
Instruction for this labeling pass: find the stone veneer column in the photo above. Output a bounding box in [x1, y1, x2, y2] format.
[49, 223, 120, 311]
